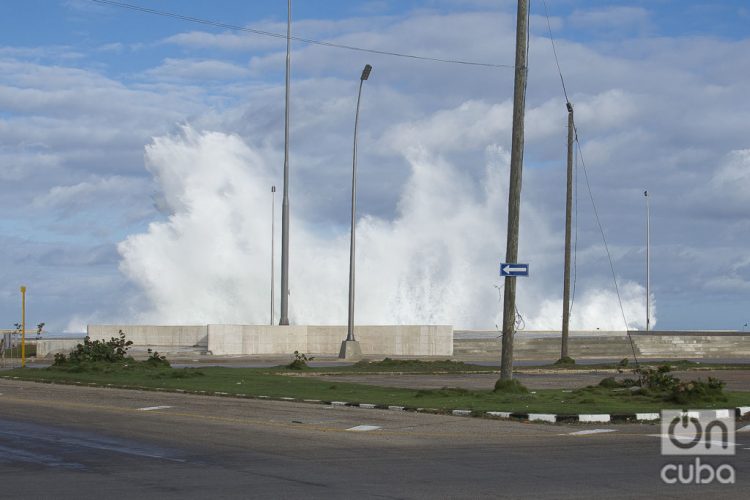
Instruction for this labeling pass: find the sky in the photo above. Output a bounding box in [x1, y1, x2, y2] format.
[0, 0, 749, 333]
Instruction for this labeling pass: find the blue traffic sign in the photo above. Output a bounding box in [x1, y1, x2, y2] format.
[500, 263, 529, 277]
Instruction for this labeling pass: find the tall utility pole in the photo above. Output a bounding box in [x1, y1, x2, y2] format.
[560, 102, 574, 360]
[645, 190, 650, 332]
[270, 185, 276, 326]
[346, 64, 372, 344]
[20, 285, 26, 368]
[279, 0, 291, 326]
[499, 0, 529, 381]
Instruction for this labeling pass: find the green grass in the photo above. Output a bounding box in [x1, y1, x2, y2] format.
[523, 359, 750, 372]
[299, 358, 496, 374]
[5, 363, 749, 415]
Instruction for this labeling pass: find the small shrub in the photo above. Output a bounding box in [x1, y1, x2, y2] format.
[618, 358, 629, 368]
[637, 365, 679, 391]
[287, 351, 314, 370]
[671, 377, 727, 405]
[553, 356, 576, 366]
[598, 377, 621, 389]
[145, 348, 170, 368]
[494, 379, 529, 394]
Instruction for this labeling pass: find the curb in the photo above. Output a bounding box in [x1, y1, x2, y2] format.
[2, 375, 749, 425]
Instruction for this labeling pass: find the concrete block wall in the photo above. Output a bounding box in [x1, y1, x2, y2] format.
[35, 339, 83, 357]
[454, 330, 750, 360]
[87, 325, 208, 348]
[207, 325, 308, 355]
[86, 324, 453, 357]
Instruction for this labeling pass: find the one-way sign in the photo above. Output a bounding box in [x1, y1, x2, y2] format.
[500, 263, 529, 277]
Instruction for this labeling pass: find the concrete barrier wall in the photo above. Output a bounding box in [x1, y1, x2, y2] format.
[35, 339, 84, 357]
[87, 324, 453, 356]
[87, 325, 208, 348]
[454, 330, 750, 360]
[207, 325, 308, 355]
[209, 325, 453, 356]
[306, 325, 453, 356]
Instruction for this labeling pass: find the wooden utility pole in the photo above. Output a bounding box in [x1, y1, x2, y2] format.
[561, 102, 574, 360]
[499, 0, 529, 381]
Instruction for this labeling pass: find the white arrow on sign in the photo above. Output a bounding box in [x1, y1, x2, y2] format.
[502, 265, 526, 274]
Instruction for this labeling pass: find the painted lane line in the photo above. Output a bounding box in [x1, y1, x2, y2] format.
[568, 429, 617, 436]
[137, 406, 173, 411]
[347, 425, 381, 432]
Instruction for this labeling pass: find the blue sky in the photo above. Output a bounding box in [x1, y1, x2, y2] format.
[1, 0, 749, 332]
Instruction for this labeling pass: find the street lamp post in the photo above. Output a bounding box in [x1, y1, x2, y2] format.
[645, 190, 650, 332]
[279, 0, 292, 325]
[340, 64, 372, 359]
[270, 185, 276, 326]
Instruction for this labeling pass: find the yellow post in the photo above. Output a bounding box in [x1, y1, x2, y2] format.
[20, 286, 26, 368]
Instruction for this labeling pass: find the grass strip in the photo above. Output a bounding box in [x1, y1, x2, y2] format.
[4, 364, 749, 415]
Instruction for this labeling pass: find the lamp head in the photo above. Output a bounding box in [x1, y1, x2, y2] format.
[361, 64, 372, 81]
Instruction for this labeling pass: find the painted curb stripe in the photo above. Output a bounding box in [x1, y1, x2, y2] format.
[528, 413, 556, 423]
[636, 413, 660, 421]
[578, 414, 611, 423]
[486, 411, 511, 418]
[452, 410, 472, 416]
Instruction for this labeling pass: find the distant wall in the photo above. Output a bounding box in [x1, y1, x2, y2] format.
[87, 325, 208, 348]
[454, 330, 750, 360]
[35, 339, 83, 357]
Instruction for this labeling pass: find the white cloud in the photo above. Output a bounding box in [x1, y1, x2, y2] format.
[144, 58, 251, 82]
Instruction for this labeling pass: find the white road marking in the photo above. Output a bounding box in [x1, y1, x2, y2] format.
[137, 406, 173, 411]
[737, 424, 750, 433]
[359, 403, 376, 409]
[347, 425, 381, 432]
[567, 429, 617, 436]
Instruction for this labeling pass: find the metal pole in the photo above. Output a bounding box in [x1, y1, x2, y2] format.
[271, 186, 276, 326]
[561, 103, 574, 359]
[499, 0, 529, 381]
[20, 285, 26, 368]
[279, 0, 291, 325]
[645, 190, 650, 332]
[347, 64, 372, 343]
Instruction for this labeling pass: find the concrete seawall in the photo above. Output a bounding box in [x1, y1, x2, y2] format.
[35, 327, 750, 361]
[86, 324, 453, 357]
[454, 330, 750, 360]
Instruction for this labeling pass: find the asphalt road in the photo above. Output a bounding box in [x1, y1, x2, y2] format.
[0, 379, 748, 499]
